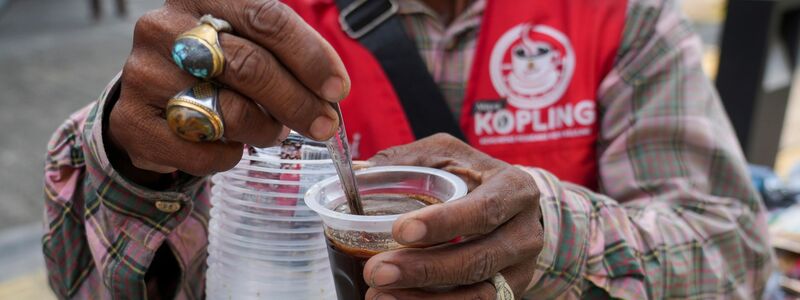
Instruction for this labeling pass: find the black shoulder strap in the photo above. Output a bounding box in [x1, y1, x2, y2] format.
[334, 0, 465, 140]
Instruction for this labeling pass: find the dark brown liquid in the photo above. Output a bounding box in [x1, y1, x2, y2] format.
[325, 193, 441, 300]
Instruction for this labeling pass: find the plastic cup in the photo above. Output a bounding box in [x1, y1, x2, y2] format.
[208, 140, 341, 300]
[209, 218, 324, 245]
[305, 166, 468, 300]
[208, 254, 331, 273]
[208, 259, 331, 279]
[206, 272, 336, 298]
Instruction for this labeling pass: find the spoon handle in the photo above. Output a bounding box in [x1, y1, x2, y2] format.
[325, 104, 365, 215]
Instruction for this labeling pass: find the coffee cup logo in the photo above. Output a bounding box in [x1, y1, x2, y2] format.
[490, 24, 575, 109]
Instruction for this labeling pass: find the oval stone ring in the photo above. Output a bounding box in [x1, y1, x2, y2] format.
[171, 15, 231, 79]
[166, 82, 224, 142]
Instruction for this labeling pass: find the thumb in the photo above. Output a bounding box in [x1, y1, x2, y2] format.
[367, 133, 466, 167]
[367, 145, 422, 167]
[352, 160, 375, 170]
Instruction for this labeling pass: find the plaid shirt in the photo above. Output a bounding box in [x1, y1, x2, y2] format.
[43, 0, 773, 298]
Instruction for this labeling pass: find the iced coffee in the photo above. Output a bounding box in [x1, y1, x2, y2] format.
[305, 166, 467, 299]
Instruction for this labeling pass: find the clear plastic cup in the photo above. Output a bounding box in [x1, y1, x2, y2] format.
[206, 272, 336, 297]
[209, 217, 325, 246]
[208, 262, 332, 285]
[208, 254, 331, 273]
[210, 204, 317, 224]
[207, 139, 337, 300]
[208, 259, 332, 280]
[305, 166, 468, 300]
[209, 235, 327, 259]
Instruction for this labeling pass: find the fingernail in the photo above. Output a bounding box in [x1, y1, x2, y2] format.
[374, 293, 397, 300]
[310, 114, 337, 140]
[371, 263, 401, 287]
[276, 127, 291, 143]
[352, 160, 375, 171]
[400, 219, 427, 243]
[321, 76, 347, 102]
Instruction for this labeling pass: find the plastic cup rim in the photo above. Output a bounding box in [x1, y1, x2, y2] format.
[209, 223, 324, 246]
[206, 280, 335, 291]
[210, 219, 324, 237]
[209, 234, 327, 252]
[305, 166, 468, 223]
[210, 244, 330, 261]
[217, 183, 312, 200]
[209, 205, 321, 222]
[211, 191, 315, 212]
[207, 256, 331, 272]
[209, 220, 324, 238]
[207, 268, 332, 283]
[208, 257, 331, 274]
[209, 214, 322, 230]
[216, 172, 321, 187]
[209, 230, 327, 248]
[210, 200, 317, 219]
[209, 266, 330, 286]
[233, 161, 337, 175]
[241, 151, 336, 165]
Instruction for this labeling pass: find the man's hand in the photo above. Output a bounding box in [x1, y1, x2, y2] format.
[107, 0, 350, 183]
[364, 133, 544, 299]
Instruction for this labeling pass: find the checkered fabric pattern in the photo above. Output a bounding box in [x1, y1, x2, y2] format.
[42, 0, 773, 298]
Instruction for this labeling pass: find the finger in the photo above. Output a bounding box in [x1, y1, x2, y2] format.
[216, 33, 339, 141]
[392, 167, 535, 246]
[132, 9, 337, 141]
[123, 51, 286, 148]
[364, 212, 541, 289]
[368, 133, 490, 168]
[217, 88, 285, 147]
[122, 51, 196, 109]
[190, 0, 350, 103]
[129, 158, 179, 174]
[134, 8, 340, 141]
[132, 8, 195, 55]
[352, 160, 375, 171]
[364, 264, 534, 300]
[367, 134, 456, 166]
[110, 102, 244, 176]
[127, 10, 197, 106]
[365, 283, 491, 300]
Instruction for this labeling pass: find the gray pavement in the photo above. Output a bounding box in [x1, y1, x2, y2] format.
[0, 223, 46, 283]
[0, 0, 160, 229]
[0, 0, 159, 292]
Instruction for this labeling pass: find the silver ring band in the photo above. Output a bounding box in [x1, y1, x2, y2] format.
[199, 14, 232, 32]
[490, 273, 514, 300]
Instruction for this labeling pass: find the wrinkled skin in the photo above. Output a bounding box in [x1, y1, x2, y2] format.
[115, 1, 545, 298]
[108, 0, 350, 186]
[364, 134, 545, 299]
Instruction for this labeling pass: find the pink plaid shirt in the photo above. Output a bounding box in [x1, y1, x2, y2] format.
[43, 0, 773, 298]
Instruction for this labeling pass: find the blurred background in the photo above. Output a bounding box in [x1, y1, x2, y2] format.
[3, 0, 800, 298]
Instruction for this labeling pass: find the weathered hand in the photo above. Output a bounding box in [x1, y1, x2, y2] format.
[107, 0, 349, 184]
[364, 133, 544, 299]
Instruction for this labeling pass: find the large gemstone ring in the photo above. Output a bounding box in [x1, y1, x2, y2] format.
[171, 15, 231, 79]
[166, 82, 225, 142]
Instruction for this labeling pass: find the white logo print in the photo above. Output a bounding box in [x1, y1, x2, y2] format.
[490, 24, 575, 109]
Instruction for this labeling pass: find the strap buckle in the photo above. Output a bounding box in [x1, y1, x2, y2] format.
[338, 0, 399, 39]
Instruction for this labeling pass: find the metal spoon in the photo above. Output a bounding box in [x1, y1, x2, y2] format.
[325, 103, 365, 215]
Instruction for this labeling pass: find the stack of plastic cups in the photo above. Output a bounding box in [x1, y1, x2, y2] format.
[206, 136, 337, 299]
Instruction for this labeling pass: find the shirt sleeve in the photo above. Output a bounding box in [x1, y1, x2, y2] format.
[42, 74, 210, 299]
[522, 0, 774, 298]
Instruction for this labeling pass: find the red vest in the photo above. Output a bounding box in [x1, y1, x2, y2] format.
[286, 0, 627, 189]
